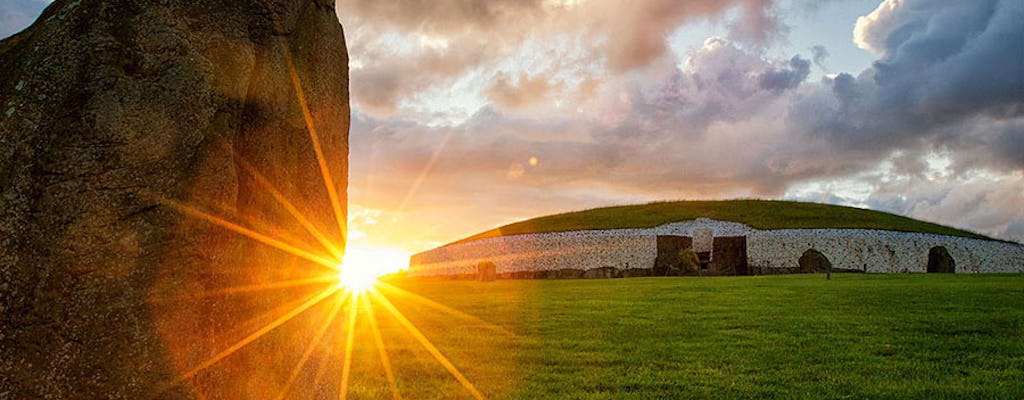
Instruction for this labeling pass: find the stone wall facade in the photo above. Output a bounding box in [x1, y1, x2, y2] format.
[409, 219, 1024, 277]
[409, 232, 656, 277]
[747, 229, 1024, 273]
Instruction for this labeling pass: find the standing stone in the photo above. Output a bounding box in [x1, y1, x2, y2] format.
[798, 249, 832, 273]
[927, 246, 956, 273]
[0, 1, 349, 398]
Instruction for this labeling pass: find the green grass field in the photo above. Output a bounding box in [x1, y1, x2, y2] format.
[363, 275, 1024, 399]
[457, 200, 995, 244]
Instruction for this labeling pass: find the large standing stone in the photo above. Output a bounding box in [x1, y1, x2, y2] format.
[0, 1, 348, 398]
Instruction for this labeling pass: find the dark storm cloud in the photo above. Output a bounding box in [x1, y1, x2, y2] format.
[809, 45, 829, 70]
[792, 0, 1024, 170]
[758, 55, 810, 91]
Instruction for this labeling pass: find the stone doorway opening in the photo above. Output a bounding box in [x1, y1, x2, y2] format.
[927, 246, 956, 273]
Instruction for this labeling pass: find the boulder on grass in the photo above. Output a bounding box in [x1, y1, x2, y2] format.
[799, 249, 832, 273]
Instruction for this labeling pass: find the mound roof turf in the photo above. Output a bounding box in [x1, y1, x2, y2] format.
[454, 200, 995, 244]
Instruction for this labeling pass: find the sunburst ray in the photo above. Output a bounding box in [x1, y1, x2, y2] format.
[365, 292, 402, 400]
[396, 129, 455, 214]
[156, 287, 342, 396]
[377, 282, 513, 336]
[274, 293, 349, 400]
[369, 289, 486, 400]
[155, 196, 339, 270]
[234, 154, 345, 259]
[339, 291, 360, 400]
[148, 276, 338, 304]
[277, 44, 348, 249]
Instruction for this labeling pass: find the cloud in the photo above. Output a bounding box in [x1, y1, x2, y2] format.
[338, 0, 786, 113]
[486, 72, 565, 111]
[809, 44, 829, 70]
[758, 55, 810, 91]
[346, 0, 1024, 245]
[867, 171, 1024, 243]
[791, 0, 1024, 171]
[353, 38, 822, 216]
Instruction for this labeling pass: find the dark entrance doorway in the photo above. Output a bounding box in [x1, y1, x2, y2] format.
[712, 236, 749, 276]
[655, 236, 693, 276]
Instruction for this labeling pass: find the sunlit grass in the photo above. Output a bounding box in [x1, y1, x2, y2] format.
[385, 274, 1024, 399]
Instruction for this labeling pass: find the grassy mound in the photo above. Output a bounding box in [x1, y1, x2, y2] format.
[458, 200, 993, 243]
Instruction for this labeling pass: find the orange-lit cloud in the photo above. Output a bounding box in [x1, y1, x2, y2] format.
[334, 0, 1024, 252]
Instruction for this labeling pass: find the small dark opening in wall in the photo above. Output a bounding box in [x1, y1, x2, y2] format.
[927, 246, 956, 273]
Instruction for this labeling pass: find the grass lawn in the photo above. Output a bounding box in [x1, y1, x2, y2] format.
[457, 200, 995, 243]
[362, 274, 1024, 399]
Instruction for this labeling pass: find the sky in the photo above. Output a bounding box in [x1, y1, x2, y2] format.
[3, 0, 1023, 266]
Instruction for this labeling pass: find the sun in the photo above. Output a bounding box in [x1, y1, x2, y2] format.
[336, 263, 377, 292]
[336, 245, 409, 292]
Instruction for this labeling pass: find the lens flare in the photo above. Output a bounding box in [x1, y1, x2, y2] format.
[337, 265, 378, 292]
[337, 245, 409, 292]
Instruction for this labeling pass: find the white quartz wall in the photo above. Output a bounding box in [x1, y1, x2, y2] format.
[748, 229, 1024, 273]
[409, 232, 657, 277]
[409, 219, 1024, 276]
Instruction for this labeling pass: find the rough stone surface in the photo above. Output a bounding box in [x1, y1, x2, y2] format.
[927, 246, 956, 273]
[0, 1, 349, 398]
[582, 266, 622, 279]
[798, 249, 832, 273]
[410, 233, 656, 277]
[554, 268, 585, 279]
[748, 229, 1024, 273]
[621, 268, 653, 277]
[692, 229, 713, 254]
[477, 261, 497, 281]
[410, 219, 1024, 277]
